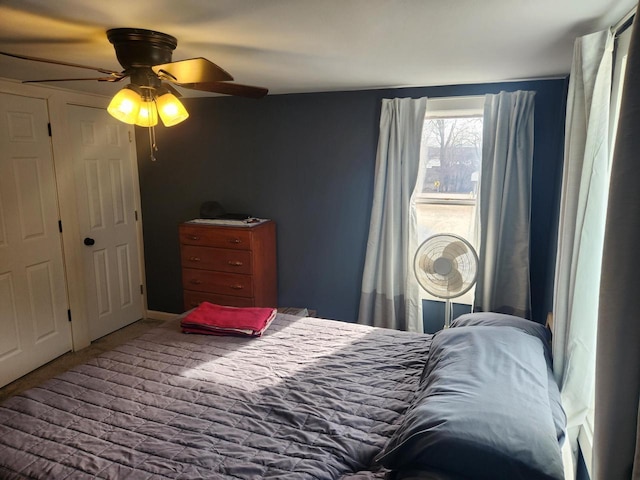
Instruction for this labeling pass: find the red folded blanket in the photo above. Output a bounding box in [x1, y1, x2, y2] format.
[181, 302, 277, 337]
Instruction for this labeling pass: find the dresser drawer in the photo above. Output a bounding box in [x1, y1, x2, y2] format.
[179, 225, 251, 250]
[182, 268, 254, 297]
[183, 291, 255, 310]
[180, 245, 252, 274]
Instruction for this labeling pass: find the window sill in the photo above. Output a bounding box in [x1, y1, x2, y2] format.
[414, 195, 477, 206]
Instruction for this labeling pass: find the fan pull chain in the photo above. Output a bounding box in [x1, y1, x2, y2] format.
[148, 125, 158, 161]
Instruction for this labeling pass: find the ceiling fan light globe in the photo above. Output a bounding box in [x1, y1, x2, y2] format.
[107, 87, 142, 124]
[156, 92, 189, 126]
[135, 100, 158, 127]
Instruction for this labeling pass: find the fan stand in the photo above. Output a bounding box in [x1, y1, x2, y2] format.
[444, 298, 453, 329]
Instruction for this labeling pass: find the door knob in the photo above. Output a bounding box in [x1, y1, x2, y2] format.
[83, 237, 95, 246]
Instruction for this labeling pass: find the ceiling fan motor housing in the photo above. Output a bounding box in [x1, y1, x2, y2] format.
[107, 28, 177, 69]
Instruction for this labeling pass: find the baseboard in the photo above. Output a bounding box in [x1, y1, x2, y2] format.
[145, 310, 181, 321]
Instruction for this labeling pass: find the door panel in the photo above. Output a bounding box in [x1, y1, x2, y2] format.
[68, 105, 143, 340]
[0, 273, 20, 358]
[0, 92, 72, 387]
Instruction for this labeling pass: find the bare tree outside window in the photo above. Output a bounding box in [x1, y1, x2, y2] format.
[421, 116, 482, 197]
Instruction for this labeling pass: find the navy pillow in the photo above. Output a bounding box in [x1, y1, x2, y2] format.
[376, 326, 564, 480]
[451, 312, 551, 355]
[450, 312, 566, 443]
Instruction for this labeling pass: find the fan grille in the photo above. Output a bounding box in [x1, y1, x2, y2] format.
[414, 234, 478, 299]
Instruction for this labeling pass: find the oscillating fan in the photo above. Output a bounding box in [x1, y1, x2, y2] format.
[413, 233, 479, 329]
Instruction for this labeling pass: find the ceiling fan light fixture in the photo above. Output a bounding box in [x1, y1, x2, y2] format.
[2, 27, 267, 161]
[156, 91, 189, 126]
[107, 85, 142, 124]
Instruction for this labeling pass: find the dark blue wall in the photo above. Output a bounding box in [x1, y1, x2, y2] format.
[577, 447, 591, 480]
[136, 79, 568, 324]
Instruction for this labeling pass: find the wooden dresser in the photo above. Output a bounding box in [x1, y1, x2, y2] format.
[179, 220, 277, 310]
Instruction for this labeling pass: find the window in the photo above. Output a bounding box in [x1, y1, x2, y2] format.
[412, 96, 484, 306]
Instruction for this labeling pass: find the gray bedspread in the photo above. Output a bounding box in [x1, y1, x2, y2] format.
[0, 314, 431, 479]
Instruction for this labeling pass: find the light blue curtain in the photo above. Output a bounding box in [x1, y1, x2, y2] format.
[358, 97, 427, 331]
[594, 17, 640, 479]
[474, 90, 536, 319]
[552, 29, 614, 472]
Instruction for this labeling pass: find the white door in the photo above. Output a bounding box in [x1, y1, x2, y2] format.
[0, 93, 72, 387]
[68, 105, 143, 341]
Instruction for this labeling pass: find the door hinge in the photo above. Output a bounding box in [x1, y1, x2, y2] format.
[134, 210, 138, 221]
[58, 220, 63, 233]
[48, 123, 52, 137]
[140, 284, 144, 295]
[128, 130, 133, 143]
[67, 309, 72, 322]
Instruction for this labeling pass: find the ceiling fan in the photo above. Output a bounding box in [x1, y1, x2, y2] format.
[0, 27, 268, 126]
[1, 27, 269, 99]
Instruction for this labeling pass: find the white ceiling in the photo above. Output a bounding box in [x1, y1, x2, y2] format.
[0, 0, 635, 98]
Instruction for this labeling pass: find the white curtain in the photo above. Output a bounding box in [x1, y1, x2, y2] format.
[358, 97, 427, 332]
[594, 15, 640, 479]
[474, 90, 536, 318]
[552, 28, 614, 467]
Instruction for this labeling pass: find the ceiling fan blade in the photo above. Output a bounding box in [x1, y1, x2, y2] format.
[0, 51, 120, 76]
[152, 57, 233, 83]
[180, 81, 268, 99]
[23, 76, 126, 83]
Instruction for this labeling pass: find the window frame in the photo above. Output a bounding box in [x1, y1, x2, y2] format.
[417, 95, 484, 207]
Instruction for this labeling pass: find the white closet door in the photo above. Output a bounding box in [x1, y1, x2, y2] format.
[0, 93, 72, 387]
[68, 105, 143, 341]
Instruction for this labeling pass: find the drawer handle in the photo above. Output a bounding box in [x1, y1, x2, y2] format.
[230, 284, 244, 290]
[189, 256, 201, 262]
[190, 279, 203, 285]
[229, 238, 242, 244]
[228, 260, 244, 267]
[189, 235, 200, 241]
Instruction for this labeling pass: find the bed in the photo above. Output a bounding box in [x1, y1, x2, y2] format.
[0, 311, 565, 479]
